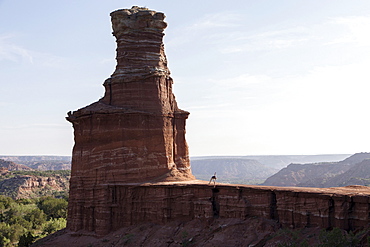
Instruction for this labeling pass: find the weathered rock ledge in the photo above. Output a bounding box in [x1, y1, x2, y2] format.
[34, 183, 370, 246]
[67, 181, 370, 236]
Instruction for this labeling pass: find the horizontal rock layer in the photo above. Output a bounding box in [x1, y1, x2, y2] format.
[67, 182, 370, 236]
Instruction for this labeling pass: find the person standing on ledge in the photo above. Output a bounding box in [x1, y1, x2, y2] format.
[209, 172, 217, 186]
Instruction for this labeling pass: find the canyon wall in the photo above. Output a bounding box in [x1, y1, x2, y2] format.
[0, 173, 69, 199]
[68, 181, 370, 236]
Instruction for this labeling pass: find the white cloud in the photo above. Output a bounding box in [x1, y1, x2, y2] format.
[0, 34, 34, 63]
[221, 27, 311, 53]
[172, 12, 370, 155]
[187, 12, 242, 31]
[328, 16, 370, 46]
[284, 62, 370, 106]
[205, 73, 286, 107]
[2, 123, 68, 130]
[220, 15, 370, 54]
[166, 11, 245, 48]
[211, 74, 270, 88]
[168, 13, 370, 64]
[253, 61, 370, 145]
[186, 58, 370, 155]
[0, 33, 66, 68]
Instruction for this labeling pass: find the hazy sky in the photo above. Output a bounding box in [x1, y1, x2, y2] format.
[1, 1, 370, 156]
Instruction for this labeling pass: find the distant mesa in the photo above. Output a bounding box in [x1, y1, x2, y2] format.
[0, 156, 71, 170]
[0, 158, 70, 199]
[0, 159, 32, 171]
[262, 152, 370, 187]
[191, 158, 279, 184]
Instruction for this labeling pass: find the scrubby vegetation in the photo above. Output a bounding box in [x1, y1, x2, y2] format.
[274, 227, 369, 247]
[0, 170, 70, 181]
[0, 195, 68, 246]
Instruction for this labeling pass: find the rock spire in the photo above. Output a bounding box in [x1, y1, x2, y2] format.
[66, 6, 194, 233]
[67, 6, 194, 183]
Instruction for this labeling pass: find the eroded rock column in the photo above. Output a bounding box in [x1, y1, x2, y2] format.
[66, 6, 194, 234]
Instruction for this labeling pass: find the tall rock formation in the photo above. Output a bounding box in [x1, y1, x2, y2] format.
[67, 6, 194, 183]
[66, 6, 194, 233]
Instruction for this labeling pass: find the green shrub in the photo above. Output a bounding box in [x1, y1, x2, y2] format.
[0, 195, 68, 246]
[42, 218, 67, 235]
[318, 228, 361, 247]
[37, 197, 68, 219]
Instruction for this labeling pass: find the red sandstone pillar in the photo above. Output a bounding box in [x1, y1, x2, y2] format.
[66, 6, 195, 234]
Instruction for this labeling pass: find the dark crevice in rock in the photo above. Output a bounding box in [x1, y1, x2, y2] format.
[210, 187, 220, 218]
[270, 191, 279, 222]
[328, 198, 335, 229]
[348, 196, 355, 231]
[306, 211, 311, 228]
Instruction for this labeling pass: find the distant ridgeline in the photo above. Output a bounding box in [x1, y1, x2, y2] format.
[0, 158, 70, 199]
[190, 154, 350, 184]
[0, 156, 71, 170]
[263, 152, 370, 187]
[2, 153, 367, 190]
[0, 154, 350, 184]
[2, 153, 369, 200]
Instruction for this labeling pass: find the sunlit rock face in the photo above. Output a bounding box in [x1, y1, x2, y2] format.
[67, 6, 194, 184]
[66, 6, 194, 233]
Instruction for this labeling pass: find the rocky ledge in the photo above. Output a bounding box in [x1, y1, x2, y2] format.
[36, 183, 370, 246]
